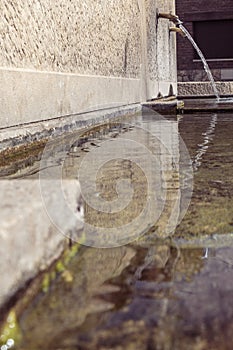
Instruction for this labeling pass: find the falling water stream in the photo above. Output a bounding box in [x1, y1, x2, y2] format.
[179, 24, 220, 101]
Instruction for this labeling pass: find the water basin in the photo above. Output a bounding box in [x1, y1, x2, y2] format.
[1, 109, 233, 349]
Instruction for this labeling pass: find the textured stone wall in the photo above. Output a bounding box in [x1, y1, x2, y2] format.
[145, 0, 177, 97]
[145, 0, 158, 82]
[178, 81, 233, 96]
[145, 0, 176, 82]
[0, 0, 141, 78]
[0, 0, 177, 129]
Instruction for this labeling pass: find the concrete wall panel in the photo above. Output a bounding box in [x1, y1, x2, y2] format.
[0, 0, 177, 134]
[0, 68, 141, 128]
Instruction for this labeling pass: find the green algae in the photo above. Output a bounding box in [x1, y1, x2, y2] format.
[41, 241, 83, 293]
[0, 310, 22, 348]
[0, 240, 83, 348]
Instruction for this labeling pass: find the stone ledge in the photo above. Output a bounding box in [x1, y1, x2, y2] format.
[178, 81, 233, 97]
[0, 179, 83, 309]
[142, 97, 182, 115]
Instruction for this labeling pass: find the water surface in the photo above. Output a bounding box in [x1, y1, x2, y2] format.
[1, 110, 233, 349]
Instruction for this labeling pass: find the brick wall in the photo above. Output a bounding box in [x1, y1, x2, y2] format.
[176, 0, 233, 81]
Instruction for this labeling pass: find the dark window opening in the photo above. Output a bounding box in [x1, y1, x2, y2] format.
[193, 20, 233, 59]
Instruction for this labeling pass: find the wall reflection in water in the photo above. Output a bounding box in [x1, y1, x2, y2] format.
[60, 109, 193, 246]
[16, 241, 233, 350]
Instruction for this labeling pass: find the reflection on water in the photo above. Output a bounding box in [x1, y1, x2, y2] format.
[1, 110, 233, 349]
[192, 113, 218, 171]
[178, 113, 233, 237]
[13, 243, 233, 350]
[1, 109, 192, 245]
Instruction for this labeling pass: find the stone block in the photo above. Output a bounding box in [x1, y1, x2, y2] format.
[0, 179, 83, 308]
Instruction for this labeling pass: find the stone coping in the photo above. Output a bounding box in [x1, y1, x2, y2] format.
[178, 81, 233, 97]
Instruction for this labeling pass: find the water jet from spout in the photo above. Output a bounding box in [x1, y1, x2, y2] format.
[158, 12, 220, 101]
[178, 24, 220, 101]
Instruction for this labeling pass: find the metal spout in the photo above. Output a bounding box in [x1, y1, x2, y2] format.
[158, 13, 183, 26]
[169, 27, 186, 37]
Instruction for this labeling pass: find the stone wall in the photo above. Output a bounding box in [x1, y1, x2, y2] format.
[0, 0, 141, 78]
[0, 0, 177, 130]
[178, 81, 233, 97]
[145, 0, 177, 98]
